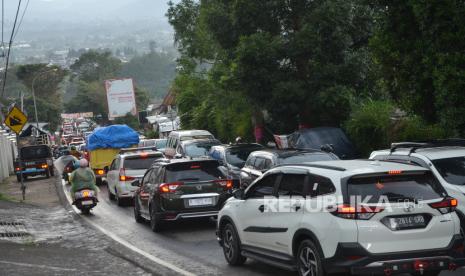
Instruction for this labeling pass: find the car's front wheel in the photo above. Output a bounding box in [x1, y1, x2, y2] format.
[296, 239, 324, 276]
[222, 223, 246, 266]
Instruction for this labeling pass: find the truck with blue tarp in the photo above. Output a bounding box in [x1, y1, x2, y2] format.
[86, 125, 139, 185]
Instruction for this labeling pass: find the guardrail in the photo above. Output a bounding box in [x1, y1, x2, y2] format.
[0, 128, 17, 182]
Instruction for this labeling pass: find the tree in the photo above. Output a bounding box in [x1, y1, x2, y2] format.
[16, 64, 67, 98]
[370, 0, 465, 135]
[64, 81, 108, 118]
[70, 50, 121, 82]
[114, 113, 140, 130]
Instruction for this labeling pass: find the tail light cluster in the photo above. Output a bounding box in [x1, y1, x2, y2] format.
[215, 179, 233, 190]
[331, 204, 384, 220]
[119, 168, 135, 182]
[429, 197, 458, 214]
[158, 179, 233, 194]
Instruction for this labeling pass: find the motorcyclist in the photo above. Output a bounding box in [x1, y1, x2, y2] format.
[70, 159, 98, 201]
[70, 146, 81, 159]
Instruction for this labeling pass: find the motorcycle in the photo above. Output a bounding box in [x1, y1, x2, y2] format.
[73, 188, 98, 214]
[63, 160, 77, 183]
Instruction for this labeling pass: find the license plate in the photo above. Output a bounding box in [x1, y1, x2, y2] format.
[188, 198, 213, 206]
[389, 215, 426, 230]
[81, 200, 93, 206]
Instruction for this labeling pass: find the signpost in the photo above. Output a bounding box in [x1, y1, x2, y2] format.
[3, 105, 28, 200]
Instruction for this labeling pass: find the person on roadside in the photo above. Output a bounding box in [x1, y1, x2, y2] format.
[70, 146, 81, 159]
[69, 159, 98, 201]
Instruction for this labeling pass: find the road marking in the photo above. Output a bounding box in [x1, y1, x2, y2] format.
[62, 180, 196, 276]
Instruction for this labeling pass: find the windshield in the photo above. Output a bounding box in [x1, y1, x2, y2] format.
[185, 142, 220, 157]
[433, 157, 465, 185]
[226, 146, 263, 168]
[124, 156, 161, 170]
[348, 172, 447, 203]
[156, 139, 167, 149]
[279, 152, 335, 164]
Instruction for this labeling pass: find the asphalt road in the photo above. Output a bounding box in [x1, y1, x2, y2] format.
[66, 183, 465, 276]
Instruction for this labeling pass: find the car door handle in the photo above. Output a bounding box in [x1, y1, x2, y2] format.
[258, 205, 265, 213]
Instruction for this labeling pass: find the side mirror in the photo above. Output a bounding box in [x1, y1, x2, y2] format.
[131, 180, 141, 187]
[174, 153, 183, 159]
[104, 166, 109, 173]
[320, 144, 335, 153]
[233, 189, 245, 200]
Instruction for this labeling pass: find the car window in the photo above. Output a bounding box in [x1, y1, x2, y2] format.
[246, 174, 278, 199]
[279, 152, 335, 164]
[433, 157, 465, 185]
[109, 160, 116, 170]
[277, 173, 306, 196]
[123, 155, 161, 170]
[149, 167, 159, 184]
[142, 169, 153, 186]
[156, 140, 167, 149]
[307, 174, 336, 197]
[245, 156, 256, 168]
[225, 146, 263, 168]
[348, 171, 447, 203]
[254, 157, 266, 170]
[114, 158, 121, 169]
[164, 161, 224, 183]
[263, 158, 273, 170]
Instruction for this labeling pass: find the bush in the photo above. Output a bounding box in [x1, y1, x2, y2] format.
[345, 100, 447, 157]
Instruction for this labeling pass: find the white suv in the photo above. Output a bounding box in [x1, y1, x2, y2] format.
[371, 141, 465, 232]
[106, 150, 164, 206]
[217, 160, 465, 276]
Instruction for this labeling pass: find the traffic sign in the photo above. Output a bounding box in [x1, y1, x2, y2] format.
[4, 106, 28, 134]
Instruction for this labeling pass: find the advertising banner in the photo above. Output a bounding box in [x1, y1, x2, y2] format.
[104, 78, 137, 120]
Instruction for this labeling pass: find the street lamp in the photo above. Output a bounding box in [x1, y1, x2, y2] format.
[31, 68, 58, 131]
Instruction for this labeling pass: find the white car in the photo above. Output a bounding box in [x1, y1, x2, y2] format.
[217, 160, 464, 276]
[106, 150, 164, 206]
[371, 140, 465, 232]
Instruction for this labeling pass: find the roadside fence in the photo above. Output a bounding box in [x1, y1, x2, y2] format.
[0, 128, 17, 182]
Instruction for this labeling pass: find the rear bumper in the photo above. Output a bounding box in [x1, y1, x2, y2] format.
[324, 234, 465, 275]
[16, 168, 47, 175]
[163, 210, 218, 221]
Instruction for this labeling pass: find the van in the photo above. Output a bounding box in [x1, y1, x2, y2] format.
[164, 130, 215, 158]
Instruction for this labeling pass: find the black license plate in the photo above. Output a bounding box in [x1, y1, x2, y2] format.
[387, 215, 426, 230]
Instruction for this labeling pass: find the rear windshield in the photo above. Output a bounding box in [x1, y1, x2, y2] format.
[279, 152, 335, 164]
[348, 172, 447, 203]
[20, 146, 51, 159]
[179, 135, 214, 141]
[156, 140, 167, 149]
[165, 162, 224, 182]
[185, 142, 220, 157]
[124, 156, 161, 170]
[432, 157, 465, 185]
[226, 146, 263, 168]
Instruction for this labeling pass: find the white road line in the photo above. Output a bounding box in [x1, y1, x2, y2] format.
[62, 180, 196, 276]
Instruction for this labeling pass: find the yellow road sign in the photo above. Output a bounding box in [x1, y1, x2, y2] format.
[4, 106, 28, 134]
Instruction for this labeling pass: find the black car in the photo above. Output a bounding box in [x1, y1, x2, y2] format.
[14, 145, 55, 182]
[176, 138, 221, 158]
[239, 149, 339, 187]
[209, 143, 264, 188]
[132, 158, 232, 232]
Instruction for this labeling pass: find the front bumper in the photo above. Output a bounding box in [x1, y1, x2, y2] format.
[16, 168, 46, 175]
[324, 234, 465, 275]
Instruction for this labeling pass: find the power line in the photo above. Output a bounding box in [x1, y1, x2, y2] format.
[13, 0, 30, 41]
[1, 0, 23, 98]
[1, 0, 4, 56]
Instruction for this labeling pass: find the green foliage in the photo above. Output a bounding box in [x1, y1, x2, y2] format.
[114, 113, 140, 130]
[65, 81, 108, 118]
[23, 97, 62, 131]
[370, 0, 465, 135]
[70, 50, 121, 82]
[345, 100, 447, 157]
[119, 52, 177, 98]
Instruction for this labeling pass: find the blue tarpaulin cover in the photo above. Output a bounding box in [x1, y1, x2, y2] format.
[87, 125, 139, 151]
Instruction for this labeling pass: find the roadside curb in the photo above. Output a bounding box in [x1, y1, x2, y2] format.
[54, 175, 191, 276]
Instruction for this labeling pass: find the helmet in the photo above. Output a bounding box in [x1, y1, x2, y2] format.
[79, 159, 89, 168]
[235, 136, 243, 143]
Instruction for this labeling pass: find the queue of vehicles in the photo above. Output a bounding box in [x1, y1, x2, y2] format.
[42, 123, 465, 275]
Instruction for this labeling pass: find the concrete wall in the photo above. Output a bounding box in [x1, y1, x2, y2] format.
[0, 129, 16, 182]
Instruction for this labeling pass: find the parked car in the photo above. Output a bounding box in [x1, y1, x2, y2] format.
[105, 150, 164, 206]
[139, 138, 168, 151]
[370, 139, 465, 231]
[14, 145, 55, 181]
[164, 130, 215, 158]
[210, 143, 265, 188]
[217, 160, 464, 276]
[240, 149, 338, 188]
[132, 158, 232, 232]
[177, 139, 221, 159]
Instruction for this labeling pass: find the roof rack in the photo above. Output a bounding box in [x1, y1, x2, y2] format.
[390, 139, 465, 155]
[274, 163, 346, 172]
[119, 146, 158, 154]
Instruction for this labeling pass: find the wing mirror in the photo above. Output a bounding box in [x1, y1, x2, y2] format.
[320, 144, 335, 153]
[174, 153, 183, 159]
[104, 166, 109, 173]
[131, 179, 141, 187]
[233, 189, 245, 200]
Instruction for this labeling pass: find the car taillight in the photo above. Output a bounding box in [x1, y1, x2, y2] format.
[119, 168, 135, 182]
[96, 169, 105, 175]
[429, 197, 457, 214]
[15, 167, 20, 171]
[159, 182, 183, 193]
[40, 164, 48, 169]
[330, 204, 384, 220]
[215, 179, 233, 190]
